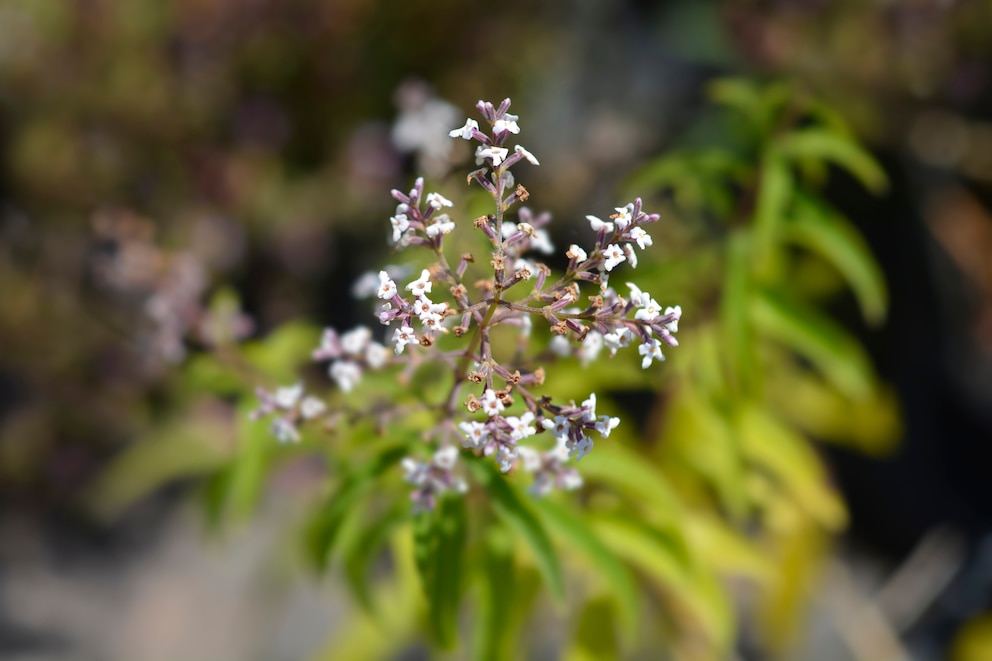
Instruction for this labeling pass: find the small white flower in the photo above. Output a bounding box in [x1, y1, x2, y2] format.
[549, 335, 571, 357]
[481, 389, 504, 417]
[581, 393, 598, 421]
[402, 457, 429, 486]
[560, 470, 583, 490]
[426, 192, 453, 209]
[517, 446, 541, 472]
[501, 221, 518, 239]
[580, 331, 604, 367]
[664, 305, 682, 333]
[566, 244, 587, 262]
[595, 415, 620, 437]
[514, 144, 539, 165]
[550, 436, 571, 462]
[390, 214, 410, 243]
[626, 283, 646, 307]
[274, 383, 303, 409]
[624, 244, 638, 269]
[602, 244, 626, 271]
[300, 396, 327, 420]
[376, 271, 397, 300]
[425, 214, 455, 238]
[365, 342, 389, 369]
[271, 418, 300, 444]
[635, 297, 662, 322]
[638, 339, 665, 369]
[477, 146, 509, 166]
[541, 415, 570, 440]
[614, 205, 633, 230]
[449, 117, 479, 140]
[496, 445, 518, 473]
[459, 421, 490, 449]
[519, 314, 532, 338]
[571, 434, 594, 461]
[602, 327, 634, 356]
[340, 327, 372, 356]
[433, 445, 459, 471]
[494, 117, 520, 134]
[586, 215, 614, 233]
[629, 227, 652, 250]
[531, 228, 554, 254]
[330, 360, 363, 392]
[405, 269, 433, 297]
[505, 411, 536, 441]
[529, 472, 554, 497]
[392, 325, 416, 355]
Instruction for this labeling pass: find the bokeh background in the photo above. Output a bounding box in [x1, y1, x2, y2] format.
[1, 1, 991, 659]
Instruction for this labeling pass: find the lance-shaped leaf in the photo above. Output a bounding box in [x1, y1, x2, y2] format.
[774, 128, 888, 194]
[413, 495, 467, 649]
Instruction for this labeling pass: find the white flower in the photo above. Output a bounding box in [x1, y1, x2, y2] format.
[426, 192, 453, 209]
[595, 415, 620, 437]
[405, 269, 433, 297]
[602, 244, 626, 271]
[626, 283, 646, 307]
[459, 421, 490, 449]
[271, 418, 300, 444]
[571, 434, 594, 461]
[566, 244, 587, 262]
[629, 226, 652, 250]
[365, 341, 389, 369]
[425, 214, 455, 238]
[481, 389, 504, 417]
[624, 244, 638, 269]
[586, 215, 614, 233]
[274, 383, 303, 409]
[477, 146, 509, 166]
[664, 305, 682, 333]
[505, 411, 536, 441]
[531, 228, 554, 254]
[580, 331, 604, 367]
[433, 445, 459, 471]
[517, 446, 541, 472]
[390, 214, 410, 243]
[340, 326, 372, 356]
[614, 205, 633, 230]
[581, 393, 598, 422]
[330, 360, 363, 392]
[603, 327, 634, 356]
[550, 436, 571, 462]
[541, 415, 570, 440]
[300, 396, 327, 420]
[376, 271, 397, 300]
[529, 472, 554, 497]
[514, 144, 539, 165]
[414, 295, 447, 328]
[496, 445, 518, 473]
[401, 457, 428, 486]
[560, 470, 583, 490]
[392, 325, 416, 355]
[449, 117, 479, 140]
[549, 335, 571, 357]
[519, 314, 532, 338]
[494, 117, 520, 134]
[638, 339, 665, 369]
[635, 297, 662, 322]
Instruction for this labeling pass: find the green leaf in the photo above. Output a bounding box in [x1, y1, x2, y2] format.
[225, 401, 274, 520]
[533, 498, 640, 640]
[774, 129, 888, 194]
[750, 287, 876, 400]
[736, 405, 847, 530]
[305, 443, 409, 571]
[751, 153, 793, 274]
[787, 193, 888, 324]
[591, 516, 734, 654]
[722, 229, 758, 393]
[413, 495, 467, 649]
[565, 596, 620, 661]
[469, 459, 565, 603]
[473, 528, 517, 661]
[341, 503, 410, 615]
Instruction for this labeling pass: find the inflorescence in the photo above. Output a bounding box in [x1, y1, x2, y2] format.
[250, 98, 681, 511]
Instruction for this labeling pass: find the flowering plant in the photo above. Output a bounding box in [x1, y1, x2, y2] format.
[248, 98, 681, 511]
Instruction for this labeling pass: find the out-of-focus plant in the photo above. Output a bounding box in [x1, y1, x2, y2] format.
[90, 80, 900, 660]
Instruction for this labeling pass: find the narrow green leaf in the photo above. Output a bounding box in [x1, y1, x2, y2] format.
[305, 443, 409, 571]
[787, 193, 888, 324]
[751, 153, 793, 273]
[474, 528, 517, 661]
[774, 129, 888, 193]
[533, 498, 640, 640]
[469, 459, 565, 603]
[750, 287, 875, 400]
[342, 503, 410, 615]
[722, 229, 757, 393]
[226, 402, 273, 520]
[413, 495, 467, 649]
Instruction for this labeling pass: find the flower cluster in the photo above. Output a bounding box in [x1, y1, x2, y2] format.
[249, 383, 326, 443]
[253, 98, 682, 510]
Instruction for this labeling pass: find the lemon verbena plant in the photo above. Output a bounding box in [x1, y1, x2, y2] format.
[248, 98, 681, 509]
